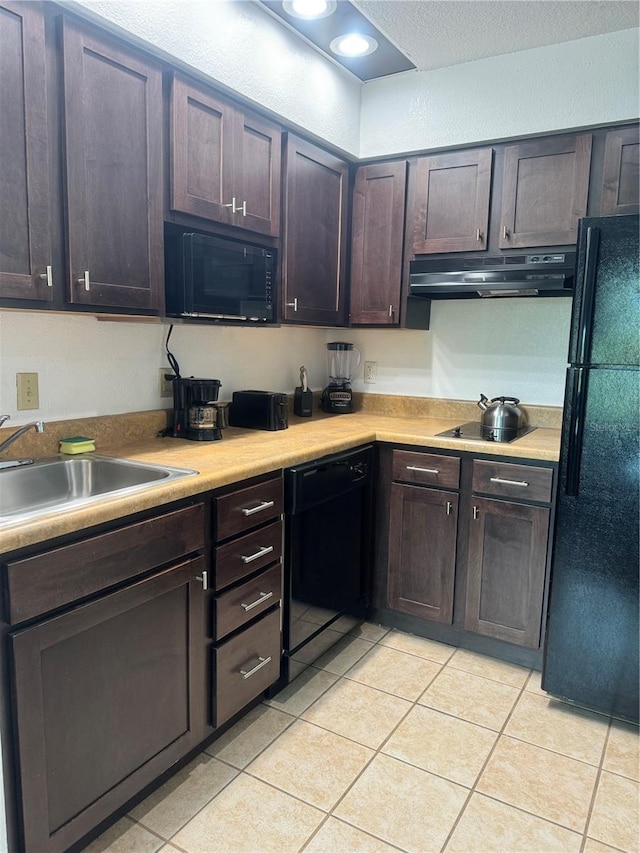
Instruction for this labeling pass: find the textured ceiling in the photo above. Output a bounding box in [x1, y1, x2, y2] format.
[353, 1, 639, 72]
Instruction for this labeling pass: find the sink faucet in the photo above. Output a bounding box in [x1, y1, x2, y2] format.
[0, 417, 45, 470]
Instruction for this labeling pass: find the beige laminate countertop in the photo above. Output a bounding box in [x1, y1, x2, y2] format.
[0, 412, 560, 553]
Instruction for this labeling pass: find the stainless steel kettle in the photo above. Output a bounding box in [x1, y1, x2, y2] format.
[477, 394, 528, 436]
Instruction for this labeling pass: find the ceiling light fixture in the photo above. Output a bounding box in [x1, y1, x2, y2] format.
[330, 32, 378, 57]
[282, 0, 336, 20]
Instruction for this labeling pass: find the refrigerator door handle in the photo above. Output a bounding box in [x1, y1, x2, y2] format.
[575, 226, 600, 365]
[565, 367, 588, 497]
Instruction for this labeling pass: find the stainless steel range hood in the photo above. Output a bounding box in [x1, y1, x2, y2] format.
[409, 252, 576, 299]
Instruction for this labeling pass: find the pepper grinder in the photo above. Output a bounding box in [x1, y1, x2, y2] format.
[294, 365, 313, 417]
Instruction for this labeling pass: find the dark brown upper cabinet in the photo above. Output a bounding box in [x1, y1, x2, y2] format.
[350, 161, 406, 325]
[499, 133, 592, 248]
[600, 126, 639, 216]
[170, 73, 281, 238]
[411, 148, 492, 254]
[61, 17, 164, 312]
[281, 134, 348, 326]
[0, 1, 53, 302]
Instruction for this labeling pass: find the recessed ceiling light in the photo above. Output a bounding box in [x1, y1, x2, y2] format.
[282, 0, 336, 20]
[329, 32, 378, 57]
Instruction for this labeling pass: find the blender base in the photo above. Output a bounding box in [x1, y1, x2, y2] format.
[320, 384, 354, 414]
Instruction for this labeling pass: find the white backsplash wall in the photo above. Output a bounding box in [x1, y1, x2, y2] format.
[341, 298, 573, 406]
[0, 313, 328, 426]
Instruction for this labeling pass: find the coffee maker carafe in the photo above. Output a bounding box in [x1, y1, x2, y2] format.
[172, 377, 223, 441]
[320, 342, 361, 414]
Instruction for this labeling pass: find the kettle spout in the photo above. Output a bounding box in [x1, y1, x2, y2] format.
[477, 393, 489, 412]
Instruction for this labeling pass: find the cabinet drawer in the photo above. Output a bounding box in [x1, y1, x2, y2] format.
[5, 503, 205, 624]
[472, 460, 553, 503]
[214, 563, 282, 641]
[215, 520, 282, 591]
[213, 607, 281, 726]
[392, 450, 460, 489]
[214, 476, 283, 541]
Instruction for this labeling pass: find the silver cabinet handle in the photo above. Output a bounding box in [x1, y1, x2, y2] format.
[241, 590, 273, 612]
[77, 270, 90, 291]
[502, 225, 509, 240]
[406, 466, 439, 474]
[473, 506, 479, 520]
[196, 570, 208, 590]
[490, 477, 529, 487]
[39, 265, 53, 287]
[446, 501, 453, 515]
[285, 298, 298, 312]
[240, 656, 272, 679]
[241, 500, 275, 517]
[241, 545, 274, 564]
[224, 198, 247, 215]
[476, 228, 482, 242]
[388, 304, 394, 317]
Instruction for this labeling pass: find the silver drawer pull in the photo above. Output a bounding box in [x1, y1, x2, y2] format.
[241, 545, 274, 564]
[406, 466, 439, 474]
[490, 477, 529, 487]
[242, 500, 275, 517]
[195, 570, 208, 590]
[240, 656, 272, 679]
[241, 590, 273, 612]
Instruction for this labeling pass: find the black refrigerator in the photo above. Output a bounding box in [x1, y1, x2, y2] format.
[542, 214, 639, 722]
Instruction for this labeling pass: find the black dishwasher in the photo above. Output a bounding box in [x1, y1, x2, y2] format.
[277, 445, 374, 687]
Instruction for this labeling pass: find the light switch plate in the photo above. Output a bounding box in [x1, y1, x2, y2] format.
[17, 372, 39, 410]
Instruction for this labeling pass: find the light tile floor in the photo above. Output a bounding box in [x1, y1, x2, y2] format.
[85, 624, 640, 853]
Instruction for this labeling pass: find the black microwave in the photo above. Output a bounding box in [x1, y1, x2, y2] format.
[165, 231, 275, 322]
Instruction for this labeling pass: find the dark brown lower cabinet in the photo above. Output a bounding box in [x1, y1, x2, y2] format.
[387, 483, 458, 624]
[464, 497, 550, 648]
[383, 446, 555, 659]
[10, 557, 207, 853]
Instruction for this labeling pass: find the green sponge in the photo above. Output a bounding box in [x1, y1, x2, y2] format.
[59, 436, 96, 454]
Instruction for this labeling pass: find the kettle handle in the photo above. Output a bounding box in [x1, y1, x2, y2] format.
[490, 396, 520, 405]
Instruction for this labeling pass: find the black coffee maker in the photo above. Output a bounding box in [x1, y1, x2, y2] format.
[171, 377, 223, 441]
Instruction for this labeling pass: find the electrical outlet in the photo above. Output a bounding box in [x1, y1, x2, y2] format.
[16, 372, 39, 410]
[158, 368, 174, 399]
[364, 361, 377, 384]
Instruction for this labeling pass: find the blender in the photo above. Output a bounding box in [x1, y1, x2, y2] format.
[320, 342, 361, 414]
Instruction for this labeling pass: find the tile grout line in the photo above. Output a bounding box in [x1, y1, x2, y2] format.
[437, 669, 533, 852]
[579, 716, 613, 853]
[297, 637, 451, 853]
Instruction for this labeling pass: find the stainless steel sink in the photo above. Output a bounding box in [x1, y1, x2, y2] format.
[0, 454, 198, 527]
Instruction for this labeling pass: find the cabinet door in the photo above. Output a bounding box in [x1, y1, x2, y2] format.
[465, 497, 549, 648]
[350, 161, 406, 325]
[170, 72, 235, 225]
[0, 1, 53, 301]
[235, 108, 281, 237]
[411, 149, 492, 254]
[499, 134, 592, 248]
[62, 18, 164, 312]
[387, 483, 458, 624]
[11, 558, 207, 853]
[282, 134, 348, 325]
[600, 127, 639, 216]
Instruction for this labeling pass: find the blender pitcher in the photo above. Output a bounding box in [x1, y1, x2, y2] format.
[327, 342, 362, 386]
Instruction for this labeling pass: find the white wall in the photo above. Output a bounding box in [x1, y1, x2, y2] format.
[360, 29, 640, 157]
[70, 0, 362, 156]
[344, 298, 573, 406]
[0, 313, 328, 425]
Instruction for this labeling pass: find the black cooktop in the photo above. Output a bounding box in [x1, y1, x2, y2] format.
[436, 421, 537, 443]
